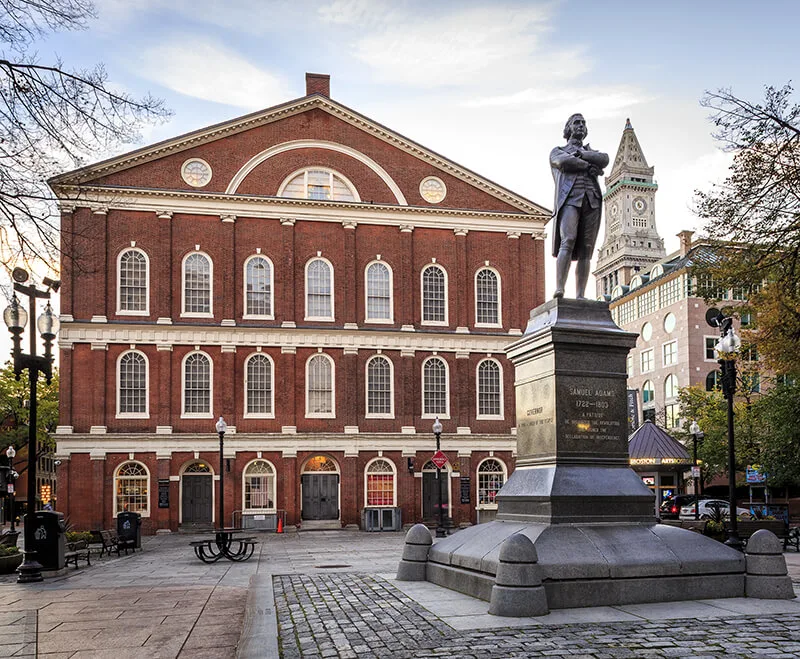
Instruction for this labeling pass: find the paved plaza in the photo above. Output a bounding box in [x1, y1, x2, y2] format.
[0, 529, 799, 657]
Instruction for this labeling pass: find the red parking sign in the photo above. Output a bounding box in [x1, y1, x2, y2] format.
[431, 451, 448, 469]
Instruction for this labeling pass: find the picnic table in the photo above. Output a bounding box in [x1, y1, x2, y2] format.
[190, 528, 258, 563]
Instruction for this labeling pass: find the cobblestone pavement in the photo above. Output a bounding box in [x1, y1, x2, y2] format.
[275, 573, 800, 658]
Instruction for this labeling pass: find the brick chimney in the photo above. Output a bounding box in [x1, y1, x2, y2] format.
[677, 230, 694, 257]
[305, 73, 330, 97]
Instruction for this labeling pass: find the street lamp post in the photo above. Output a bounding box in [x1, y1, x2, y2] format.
[5, 447, 16, 532]
[216, 417, 227, 531]
[2, 269, 60, 583]
[689, 421, 703, 520]
[716, 316, 742, 551]
[432, 417, 446, 538]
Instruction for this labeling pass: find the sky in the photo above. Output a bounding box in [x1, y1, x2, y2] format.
[4, 0, 800, 353]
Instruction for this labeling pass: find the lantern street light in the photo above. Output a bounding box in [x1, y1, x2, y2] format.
[5, 446, 16, 532]
[216, 417, 227, 531]
[432, 417, 446, 538]
[689, 421, 704, 520]
[715, 316, 742, 551]
[2, 269, 60, 583]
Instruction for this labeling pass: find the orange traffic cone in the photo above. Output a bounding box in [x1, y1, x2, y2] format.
[277, 517, 283, 534]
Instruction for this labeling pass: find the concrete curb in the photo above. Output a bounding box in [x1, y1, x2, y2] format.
[236, 573, 279, 659]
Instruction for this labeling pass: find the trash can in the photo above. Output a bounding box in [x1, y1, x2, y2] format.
[117, 511, 141, 549]
[29, 510, 66, 570]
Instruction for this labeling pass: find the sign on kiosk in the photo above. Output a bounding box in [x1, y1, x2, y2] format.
[431, 450, 448, 469]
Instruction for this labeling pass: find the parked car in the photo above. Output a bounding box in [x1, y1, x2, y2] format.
[679, 499, 751, 520]
[660, 495, 711, 520]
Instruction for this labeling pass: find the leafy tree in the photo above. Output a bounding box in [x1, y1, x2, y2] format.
[1, 0, 170, 269]
[750, 380, 800, 487]
[693, 83, 800, 375]
[0, 360, 58, 472]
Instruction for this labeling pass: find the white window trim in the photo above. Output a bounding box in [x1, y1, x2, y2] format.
[474, 267, 502, 328]
[116, 248, 150, 316]
[115, 349, 149, 419]
[113, 460, 151, 518]
[305, 353, 336, 419]
[476, 457, 507, 510]
[704, 335, 719, 362]
[181, 251, 214, 318]
[476, 358, 504, 420]
[304, 257, 336, 322]
[276, 166, 361, 202]
[181, 350, 214, 419]
[241, 458, 277, 513]
[243, 254, 275, 320]
[243, 352, 276, 419]
[420, 264, 449, 327]
[662, 339, 678, 367]
[365, 355, 395, 419]
[363, 457, 397, 508]
[640, 348, 654, 374]
[364, 260, 394, 324]
[421, 356, 450, 419]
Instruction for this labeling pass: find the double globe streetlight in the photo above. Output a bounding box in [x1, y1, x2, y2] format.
[3, 268, 60, 583]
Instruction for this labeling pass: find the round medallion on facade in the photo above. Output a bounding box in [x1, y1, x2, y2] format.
[663, 312, 676, 333]
[610, 202, 619, 217]
[641, 321, 653, 342]
[420, 176, 447, 204]
[632, 196, 648, 213]
[181, 158, 212, 187]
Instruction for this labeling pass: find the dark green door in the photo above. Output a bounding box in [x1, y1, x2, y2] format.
[422, 471, 449, 520]
[301, 474, 339, 520]
[182, 475, 212, 524]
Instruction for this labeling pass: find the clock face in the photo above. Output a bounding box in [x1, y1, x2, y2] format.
[181, 159, 212, 187]
[420, 176, 446, 204]
[633, 196, 648, 213]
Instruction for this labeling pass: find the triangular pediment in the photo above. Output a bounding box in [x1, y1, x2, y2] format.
[50, 93, 549, 217]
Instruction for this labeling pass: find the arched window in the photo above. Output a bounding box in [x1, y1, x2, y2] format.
[664, 373, 679, 400]
[475, 268, 501, 326]
[243, 460, 276, 511]
[706, 370, 721, 391]
[365, 458, 396, 507]
[245, 354, 274, 417]
[365, 261, 393, 322]
[642, 380, 655, 405]
[182, 252, 212, 316]
[476, 359, 503, 419]
[422, 356, 449, 418]
[114, 461, 149, 516]
[477, 458, 506, 507]
[306, 354, 334, 417]
[278, 168, 358, 202]
[117, 350, 148, 417]
[183, 352, 212, 417]
[421, 264, 447, 324]
[305, 258, 334, 320]
[366, 355, 393, 417]
[244, 256, 273, 318]
[117, 248, 149, 314]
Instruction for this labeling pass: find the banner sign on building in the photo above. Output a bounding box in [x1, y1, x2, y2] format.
[746, 465, 767, 484]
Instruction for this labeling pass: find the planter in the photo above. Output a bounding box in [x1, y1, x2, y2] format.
[0, 552, 23, 574]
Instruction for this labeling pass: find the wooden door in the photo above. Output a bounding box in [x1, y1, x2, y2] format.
[301, 474, 339, 520]
[181, 475, 212, 524]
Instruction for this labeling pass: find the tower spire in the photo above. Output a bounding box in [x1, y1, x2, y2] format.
[606, 119, 654, 188]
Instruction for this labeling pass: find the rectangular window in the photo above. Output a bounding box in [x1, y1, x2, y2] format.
[660, 275, 683, 308]
[705, 337, 718, 361]
[639, 289, 657, 316]
[640, 349, 654, 373]
[366, 473, 394, 506]
[662, 341, 678, 367]
[627, 355, 634, 379]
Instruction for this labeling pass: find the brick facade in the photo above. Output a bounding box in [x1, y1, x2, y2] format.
[51, 75, 549, 533]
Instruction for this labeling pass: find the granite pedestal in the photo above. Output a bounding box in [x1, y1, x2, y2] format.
[422, 299, 761, 612]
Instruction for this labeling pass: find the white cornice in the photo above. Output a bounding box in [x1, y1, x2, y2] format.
[48, 95, 550, 216]
[50, 186, 547, 234]
[59, 322, 516, 354]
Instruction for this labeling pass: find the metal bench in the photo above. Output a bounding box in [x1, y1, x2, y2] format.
[731, 520, 795, 550]
[65, 540, 91, 569]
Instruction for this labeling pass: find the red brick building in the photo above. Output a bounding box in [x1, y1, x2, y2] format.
[50, 74, 549, 533]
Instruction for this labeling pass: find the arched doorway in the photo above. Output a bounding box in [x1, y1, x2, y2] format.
[422, 460, 450, 522]
[181, 461, 213, 526]
[301, 456, 340, 520]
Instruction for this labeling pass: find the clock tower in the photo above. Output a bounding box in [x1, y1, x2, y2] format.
[593, 119, 665, 298]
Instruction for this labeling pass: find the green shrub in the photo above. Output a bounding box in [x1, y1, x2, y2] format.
[66, 531, 93, 544]
[0, 545, 20, 556]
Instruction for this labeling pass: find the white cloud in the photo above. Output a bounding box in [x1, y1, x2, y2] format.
[137, 39, 291, 110]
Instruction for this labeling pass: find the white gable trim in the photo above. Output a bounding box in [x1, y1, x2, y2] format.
[227, 140, 406, 205]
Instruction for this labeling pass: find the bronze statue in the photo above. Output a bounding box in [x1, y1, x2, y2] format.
[550, 113, 609, 299]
